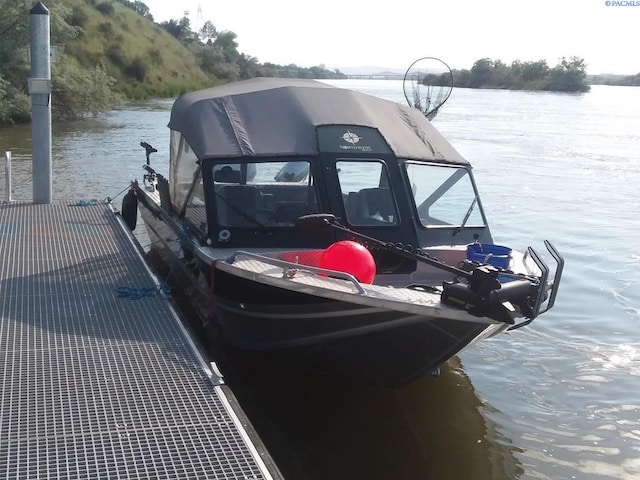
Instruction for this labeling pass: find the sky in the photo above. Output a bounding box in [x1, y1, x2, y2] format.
[143, 0, 639, 75]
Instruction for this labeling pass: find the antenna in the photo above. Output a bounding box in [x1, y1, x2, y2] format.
[197, 4, 202, 19]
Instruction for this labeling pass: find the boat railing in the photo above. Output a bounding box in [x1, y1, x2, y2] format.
[226, 250, 367, 294]
[509, 240, 564, 330]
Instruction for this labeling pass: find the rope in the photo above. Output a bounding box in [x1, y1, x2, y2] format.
[71, 184, 132, 208]
[105, 184, 133, 203]
[117, 231, 188, 301]
[71, 200, 99, 207]
[115, 284, 171, 300]
[114, 208, 193, 301]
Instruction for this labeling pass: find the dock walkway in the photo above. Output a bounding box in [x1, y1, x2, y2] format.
[0, 201, 279, 479]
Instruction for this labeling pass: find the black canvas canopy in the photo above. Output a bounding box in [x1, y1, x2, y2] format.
[167, 77, 468, 165]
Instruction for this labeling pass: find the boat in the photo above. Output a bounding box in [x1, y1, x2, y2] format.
[125, 77, 563, 388]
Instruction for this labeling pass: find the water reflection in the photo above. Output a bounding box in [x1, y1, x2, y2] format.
[214, 345, 522, 480]
[0, 103, 173, 203]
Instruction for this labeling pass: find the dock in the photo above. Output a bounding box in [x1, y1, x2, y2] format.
[0, 201, 280, 479]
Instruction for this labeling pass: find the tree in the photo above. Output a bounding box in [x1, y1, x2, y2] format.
[114, 0, 153, 19]
[130, 1, 152, 19]
[490, 60, 512, 88]
[194, 44, 239, 80]
[237, 53, 261, 79]
[469, 58, 494, 87]
[199, 21, 217, 43]
[160, 16, 197, 43]
[452, 69, 471, 88]
[214, 31, 240, 63]
[0, 0, 122, 124]
[521, 60, 549, 83]
[0, 0, 80, 123]
[258, 62, 279, 78]
[545, 56, 589, 92]
[1, 0, 78, 87]
[451, 57, 588, 92]
[51, 57, 123, 119]
[0, 79, 30, 124]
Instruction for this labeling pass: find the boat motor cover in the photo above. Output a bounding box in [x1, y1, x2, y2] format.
[167, 78, 469, 164]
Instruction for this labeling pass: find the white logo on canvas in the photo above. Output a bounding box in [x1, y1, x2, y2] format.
[342, 131, 361, 144]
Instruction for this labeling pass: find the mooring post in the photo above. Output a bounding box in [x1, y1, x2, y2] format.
[4, 151, 11, 202]
[29, 2, 52, 204]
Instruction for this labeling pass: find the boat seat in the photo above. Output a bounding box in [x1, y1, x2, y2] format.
[345, 191, 361, 224]
[352, 188, 397, 225]
[216, 185, 273, 226]
[214, 166, 242, 183]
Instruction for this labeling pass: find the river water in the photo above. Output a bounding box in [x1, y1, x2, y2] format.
[1, 81, 639, 479]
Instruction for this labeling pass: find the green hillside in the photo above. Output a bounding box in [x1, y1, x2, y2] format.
[0, 0, 343, 124]
[60, 0, 345, 94]
[61, 0, 212, 96]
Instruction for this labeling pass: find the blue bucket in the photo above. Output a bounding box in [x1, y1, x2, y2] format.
[466, 243, 512, 269]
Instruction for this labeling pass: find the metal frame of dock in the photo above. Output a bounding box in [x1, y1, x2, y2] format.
[0, 201, 280, 479]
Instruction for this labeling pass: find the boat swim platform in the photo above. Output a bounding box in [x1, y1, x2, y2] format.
[0, 201, 281, 480]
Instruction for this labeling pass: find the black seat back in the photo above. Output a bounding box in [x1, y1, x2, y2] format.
[354, 187, 397, 224]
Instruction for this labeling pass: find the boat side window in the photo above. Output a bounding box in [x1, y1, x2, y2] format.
[170, 133, 200, 213]
[183, 167, 207, 232]
[212, 160, 319, 227]
[405, 162, 485, 227]
[336, 160, 398, 226]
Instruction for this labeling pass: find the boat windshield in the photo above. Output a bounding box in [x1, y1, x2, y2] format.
[212, 160, 320, 227]
[336, 159, 398, 226]
[405, 162, 485, 228]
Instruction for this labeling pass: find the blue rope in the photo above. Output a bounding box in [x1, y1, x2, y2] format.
[71, 200, 98, 207]
[116, 224, 189, 301]
[116, 284, 171, 300]
[159, 283, 171, 296]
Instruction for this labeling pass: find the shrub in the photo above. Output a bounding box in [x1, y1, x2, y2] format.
[106, 44, 127, 68]
[124, 58, 147, 82]
[96, 2, 114, 16]
[70, 6, 90, 29]
[99, 22, 114, 36]
[148, 48, 163, 66]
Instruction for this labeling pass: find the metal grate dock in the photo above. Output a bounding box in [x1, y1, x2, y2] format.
[0, 201, 277, 479]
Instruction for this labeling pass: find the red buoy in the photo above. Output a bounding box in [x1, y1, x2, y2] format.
[319, 241, 376, 284]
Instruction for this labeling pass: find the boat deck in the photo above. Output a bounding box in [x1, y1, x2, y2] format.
[0, 201, 278, 479]
[218, 252, 497, 324]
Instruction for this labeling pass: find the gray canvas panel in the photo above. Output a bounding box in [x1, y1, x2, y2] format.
[168, 78, 469, 165]
[222, 95, 255, 156]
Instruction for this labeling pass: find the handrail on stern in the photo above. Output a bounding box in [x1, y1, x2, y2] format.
[509, 240, 564, 330]
[226, 250, 367, 294]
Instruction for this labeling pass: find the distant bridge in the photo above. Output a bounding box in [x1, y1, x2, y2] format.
[345, 73, 405, 80]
